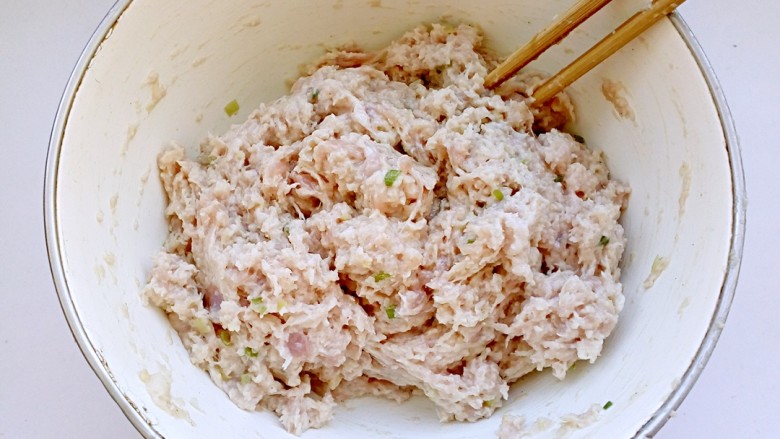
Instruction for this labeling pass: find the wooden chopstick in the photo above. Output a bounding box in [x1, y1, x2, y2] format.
[530, 0, 687, 105]
[484, 0, 613, 89]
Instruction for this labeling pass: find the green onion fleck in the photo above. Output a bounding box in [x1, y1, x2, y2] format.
[224, 99, 240, 117]
[603, 401, 613, 410]
[384, 169, 402, 187]
[283, 224, 291, 236]
[599, 236, 610, 246]
[492, 189, 504, 201]
[310, 89, 320, 102]
[250, 297, 267, 314]
[218, 329, 232, 346]
[569, 362, 577, 371]
[385, 305, 396, 319]
[277, 300, 287, 312]
[240, 373, 253, 385]
[521, 159, 528, 165]
[573, 134, 586, 144]
[192, 318, 211, 335]
[373, 272, 391, 282]
[467, 237, 476, 244]
[215, 365, 230, 381]
[482, 399, 495, 408]
[244, 347, 258, 358]
[202, 155, 217, 167]
[554, 174, 564, 183]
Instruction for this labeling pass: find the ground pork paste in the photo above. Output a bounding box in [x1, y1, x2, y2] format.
[143, 23, 629, 435]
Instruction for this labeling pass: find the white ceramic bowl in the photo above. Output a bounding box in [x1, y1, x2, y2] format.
[45, 0, 745, 438]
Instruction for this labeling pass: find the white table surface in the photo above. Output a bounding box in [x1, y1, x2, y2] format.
[1, 1, 777, 437]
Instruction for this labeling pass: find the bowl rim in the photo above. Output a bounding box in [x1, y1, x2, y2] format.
[43, 2, 746, 437]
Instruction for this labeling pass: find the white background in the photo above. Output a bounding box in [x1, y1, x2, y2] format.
[1, 0, 777, 437]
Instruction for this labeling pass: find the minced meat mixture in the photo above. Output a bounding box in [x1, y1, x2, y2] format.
[143, 23, 629, 435]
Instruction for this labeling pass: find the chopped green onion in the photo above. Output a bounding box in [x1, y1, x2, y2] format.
[492, 189, 504, 201]
[192, 318, 211, 335]
[218, 329, 232, 346]
[373, 272, 391, 282]
[599, 236, 610, 246]
[244, 347, 258, 358]
[554, 174, 564, 183]
[385, 305, 396, 319]
[572, 134, 586, 144]
[310, 89, 320, 102]
[277, 300, 287, 312]
[384, 169, 402, 187]
[250, 297, 267, 314]
[603, 401, 613, 410]
[202, 155, 217, 167]
[224, 99, 240, 117]
[240, 373, 253, 385]
[283, 224, 291, 236]
[521, 159, 528, 165]
[482, 399, 495, 408]
[215, 365, 230, 381]
[467, 237, 476, 244]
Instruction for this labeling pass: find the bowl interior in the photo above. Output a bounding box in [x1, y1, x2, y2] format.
[52, 0, 733, 437]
